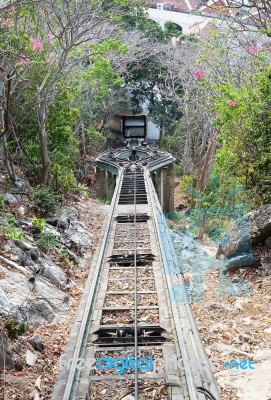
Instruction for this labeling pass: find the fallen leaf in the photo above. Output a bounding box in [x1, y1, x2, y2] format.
[35, 375, 42, 391]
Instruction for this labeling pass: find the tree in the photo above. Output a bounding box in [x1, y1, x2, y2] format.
[0, 0, 146, 185]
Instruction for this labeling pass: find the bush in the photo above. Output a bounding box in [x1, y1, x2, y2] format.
[173, 164, 183, 176]
[4, 319, 27, 339]
[0, 194, 5, 211]
[85, 127, 106, 152]
[30, 185, 61, 214]
[36, 232, 60, 253]
[32, 217, 46, 232]
[179, 175, 194, 196]
[4, 226, 24, 240]
[1, 213, 24, 241]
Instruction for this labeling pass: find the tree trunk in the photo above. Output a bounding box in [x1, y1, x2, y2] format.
[37, 100, 50, 184]
[183, 101, 192, 175]
[0, 73, 15, 181]
[197, 132, 217, 192]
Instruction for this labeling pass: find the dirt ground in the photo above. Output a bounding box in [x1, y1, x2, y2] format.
[173, 178, 271, 400]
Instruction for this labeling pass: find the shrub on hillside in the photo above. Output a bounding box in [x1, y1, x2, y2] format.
[30, 185, 61, 214]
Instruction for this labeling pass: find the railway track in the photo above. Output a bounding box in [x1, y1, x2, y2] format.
[52, 146, 221, 400]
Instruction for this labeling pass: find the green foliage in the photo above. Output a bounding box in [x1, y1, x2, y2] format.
[0, 213, 24, 241]
[30, 185, 61, 214]
[179, 175, 194, 197]
[72, 183, 89, 198]
[164, 21, 183, 39]
[101, 197, 110, 205]
[0, 195, 5, 211]
[59, 252, 75, 270]
[123, 11, 165, 40]
[209, 61, 271, 205]
[4, 319, 27, 339]
[85, 127, 106, 152]
[32, 217, 46, 232]
[46, 87, 80, 193]
[177, 169, 249, 240]
[6, 213, 18, 225]
[162, 119, 185, 159]
[4, 225, 24, 241]
[36, 232, 60, 253]
[184, 204, 247, 241]
[128, 55, 183, 132]
[173, 164, 183, 176]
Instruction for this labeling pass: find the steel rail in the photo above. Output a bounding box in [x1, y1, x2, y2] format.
[144, 168, 221, 400]
[160, 214, 221, 399]
[55, 146, 220, 400]
[62, 166, 124, 400]
[144, 168, 200, 400]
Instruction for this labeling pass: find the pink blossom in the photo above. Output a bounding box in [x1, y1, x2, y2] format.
[19, 57, 29, 66]
[48, 33, 54, 44]
[194, 69, 204, 80]
[5, 5, 15, 12]
[38, 8, 44, 14]
[0, 17, 12, 28]
[247, 45, 261, 54]
[30, 39, 43, 52]
[213, 113, 220, 119]
[228, 100, 236, 107]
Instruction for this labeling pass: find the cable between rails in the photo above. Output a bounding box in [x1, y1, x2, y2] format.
[133, 163, 139, 400]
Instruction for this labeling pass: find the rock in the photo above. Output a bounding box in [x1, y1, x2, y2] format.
[241, 317, 252, 326]
[28, 299, 55, 324]
[225, 254, 259, 271]
[14, 173, 31, 190]
[217, 205, 271, 260]
[5, 193, 18, 204]
[18, 206, 25, 216]
[233, 298, 250, 311]
[46, 207, 79, 230]
[0, 262, 69, 326]
[209, 323, 228, 334]
[0, 287, 11, 315]
[207, 302, 231, 312]
[39, 257, 68, 287]
[5, 239, 68, 287]
[0, 332, 15, 369]
[237, 333, 254, 344]
[10, 343, 22, 354]
[12, 239, 40, 263]
[26, 350, 38, 366]
[28, 336, 44, 352]
[66, 225, 92, 254]
[46, 216, 69, 230]
[241, 343, 251, 352]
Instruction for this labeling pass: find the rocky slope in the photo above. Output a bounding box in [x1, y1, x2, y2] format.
[0, 193, 108, 399]
[171, 205, 271, 400]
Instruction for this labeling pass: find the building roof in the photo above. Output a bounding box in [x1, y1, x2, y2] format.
[149, 0, 241, 17]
